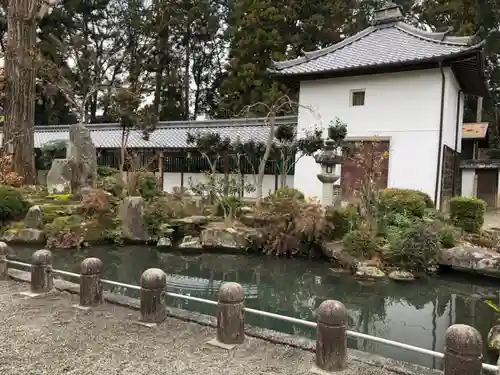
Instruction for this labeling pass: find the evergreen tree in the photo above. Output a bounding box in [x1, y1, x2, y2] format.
[213, 0, 292, 118]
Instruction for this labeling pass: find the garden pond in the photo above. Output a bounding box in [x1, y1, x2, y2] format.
[10, 245, 500, 370]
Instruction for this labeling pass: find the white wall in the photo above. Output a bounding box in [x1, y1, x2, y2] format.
[295, 68, 462, 205]
[461, 169, 475, 197]
[162, 172, 294, 199]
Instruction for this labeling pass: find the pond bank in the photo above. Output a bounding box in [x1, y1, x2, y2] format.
[8, 245, 500, 369]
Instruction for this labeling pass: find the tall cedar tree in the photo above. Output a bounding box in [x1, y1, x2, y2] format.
[214, 0, 292, 118]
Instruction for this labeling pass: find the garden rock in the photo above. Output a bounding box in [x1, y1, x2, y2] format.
[24, 205, 44, 229]
[46, 159, 72, 194]
[355, 263, 386, 279]
[170, 216, 211, 226]
[388, 270, 415, 282]
[438, 245, 500, 278]
[119, 197, 148, 241]
[178, 235, 202, 249]
[2, 228, 45, 244]
[157, 237, 172, 248]
[239, 213, 280, 228]
[66, 124, 97, 193]
[200, 225, 255, 250]
[488, 323, 500, 352]
[322, 242, 357, 270]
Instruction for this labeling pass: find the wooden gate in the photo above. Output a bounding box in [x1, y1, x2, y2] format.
[477, 169, 498, 207]
[440, 145, 460, 211]
[341, 140, 389, 201]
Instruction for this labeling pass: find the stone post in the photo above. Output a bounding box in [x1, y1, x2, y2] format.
[215, 282, 245, 348]
[140, 268, 167, 324]
[444, 324, 483, 375]
[315, 300, 348, 372]
[31, 249, 53, 294]
[79, 257, 103, 308]
[0, 242, 10, 280]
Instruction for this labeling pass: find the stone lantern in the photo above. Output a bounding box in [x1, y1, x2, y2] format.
[315, 139, 343, 206]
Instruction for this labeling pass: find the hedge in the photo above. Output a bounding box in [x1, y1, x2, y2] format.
[449, 196, 486, 233]
[379, 188, 428, 217]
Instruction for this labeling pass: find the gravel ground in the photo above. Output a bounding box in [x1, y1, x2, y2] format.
[0, 280, 418, 375]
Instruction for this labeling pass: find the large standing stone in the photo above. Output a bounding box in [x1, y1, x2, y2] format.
[119, 197, 148, 241]
[24, 205, 44, 229]
[438, 245, 500, 278]
[46, 159, 72, 194]
[67, 124, 97, 193]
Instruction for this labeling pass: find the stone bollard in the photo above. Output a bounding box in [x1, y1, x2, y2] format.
[212, 282, 245, 349]
[0, 242, 10, 280]
[444, 324, 483, 375]
[139, 268, 167, 325]
[31, 249, 53, 294]
[79, 257, 103, 308]
[314, 300, 348, 372]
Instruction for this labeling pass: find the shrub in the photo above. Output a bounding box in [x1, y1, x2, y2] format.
[97, 174, 125, 197]
[414, 191, 434, 208]
[462, 231, 498, 249]
[388, 224, 440, 270]
[131, 172, 162, 200]
[266, 187, 304, 202]
[145, 196, 200, 236]
[342, 229, 379, 258]
[78, 189, 111, 217]
[0, 155, 24, 187]
[216, 196, 242, 217]
[325, 204, 360, 240]
[264, 199, 329, 257]
[379, 188, 427, 217]
[97, 165, 120, 177]
[449, 196, 486, 233]
[45, 214, 85, 249]
[438, 225, 457, 248]
[0, 185, 30, 223]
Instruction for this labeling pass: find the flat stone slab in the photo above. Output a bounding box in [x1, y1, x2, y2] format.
[72, 304, 91, 311]
[17, 291, 53, 299]
[206, 338, 238, 350]
[0, 278, 442, 375]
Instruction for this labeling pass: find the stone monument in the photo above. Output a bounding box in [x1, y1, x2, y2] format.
[67, 124, 97, 193]
[46, 124, 97, 195]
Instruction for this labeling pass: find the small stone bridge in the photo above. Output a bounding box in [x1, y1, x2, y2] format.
[0, 248, 494, 375]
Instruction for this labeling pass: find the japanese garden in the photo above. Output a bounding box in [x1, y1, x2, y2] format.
[2, 0, 500, 370]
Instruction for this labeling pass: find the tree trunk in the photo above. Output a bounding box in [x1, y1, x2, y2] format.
[5, 0, 37, 184]
[256, 113, 276, 206]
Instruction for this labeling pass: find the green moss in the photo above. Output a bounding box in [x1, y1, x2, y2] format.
[5, 221, 25, 232]
[48, 215, 84, 231]
[41, 203, 77, 224]
[46, 194, 73, 201]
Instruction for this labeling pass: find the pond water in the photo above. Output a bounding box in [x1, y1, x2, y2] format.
[10, 245, 500, 370]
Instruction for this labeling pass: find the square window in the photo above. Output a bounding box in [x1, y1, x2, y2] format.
[326, 165, 333, 173]
[351, 90, 365, 106]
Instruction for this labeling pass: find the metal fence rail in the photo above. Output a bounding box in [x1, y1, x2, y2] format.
[5, 259, 498, 373]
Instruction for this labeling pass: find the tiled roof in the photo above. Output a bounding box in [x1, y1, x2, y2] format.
[462, 122, 489, 139]
[270, 22, 483, 76]
[0, 116, 299, 149]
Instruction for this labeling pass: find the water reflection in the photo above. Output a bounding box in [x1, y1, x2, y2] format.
[10, 245, 500, 369]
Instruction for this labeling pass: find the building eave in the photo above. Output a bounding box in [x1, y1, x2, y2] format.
[270, 45, 488, 96]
